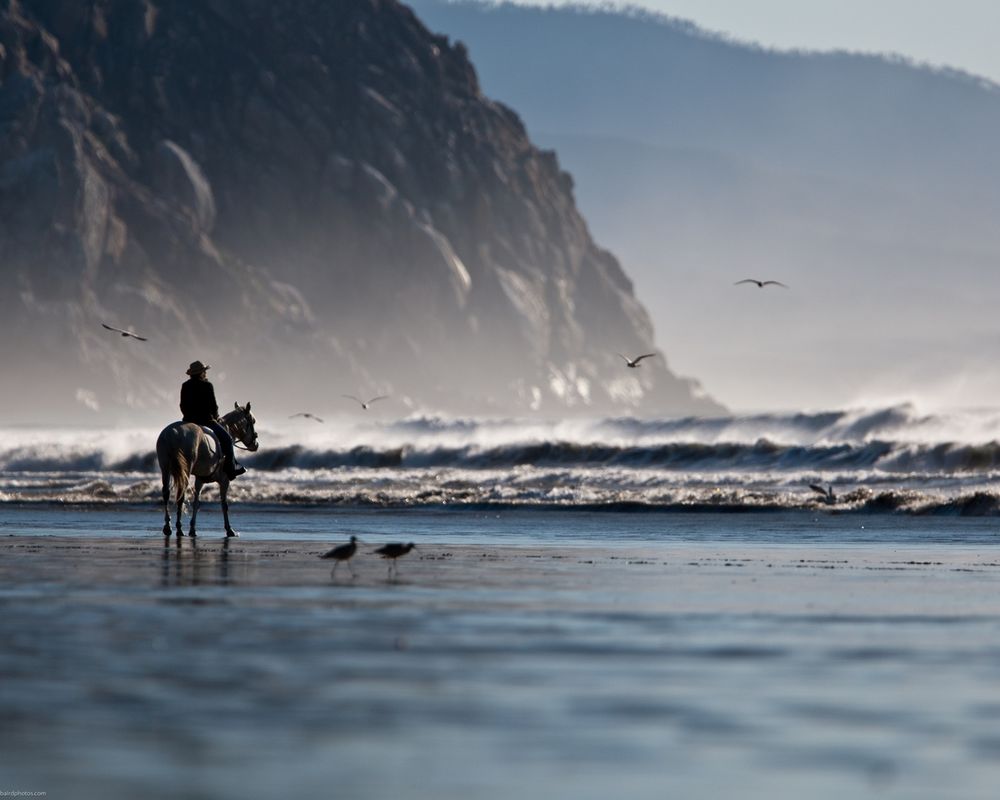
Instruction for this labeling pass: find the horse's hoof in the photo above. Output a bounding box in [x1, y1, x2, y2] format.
[189, 530, 197, 538]
[163, 529, 171, 537]
[176, 531, 185, 538]
[226, 530, 240, 538]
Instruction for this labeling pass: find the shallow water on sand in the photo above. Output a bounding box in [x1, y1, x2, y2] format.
[2, 508, 1000, 799]
[5, 504, 1000, 545]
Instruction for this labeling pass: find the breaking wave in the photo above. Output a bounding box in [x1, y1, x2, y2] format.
[234, 439, 1000, 473]
[3, 405, 1000, 512]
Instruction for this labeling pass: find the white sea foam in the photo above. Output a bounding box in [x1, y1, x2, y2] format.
[2, 406, 1000, 511]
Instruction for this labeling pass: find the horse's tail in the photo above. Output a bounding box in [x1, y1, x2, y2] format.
[156, 425, 192, 501]
[171, 449, 190, 502]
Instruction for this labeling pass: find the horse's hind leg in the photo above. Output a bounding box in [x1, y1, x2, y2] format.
[162, 474, 172, 537]
[189, 479, 205, 538]
[175, 479, 187, 538]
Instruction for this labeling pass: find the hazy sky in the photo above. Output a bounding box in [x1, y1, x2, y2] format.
[507, 0, 1000, 84]
[433, 0, 1000, 412]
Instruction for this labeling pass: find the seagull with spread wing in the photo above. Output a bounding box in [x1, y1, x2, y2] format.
[734, 279, 789, 289]
[809, 484, 837, 504]
[342, 394, 388, 410]
[289, 412, 324, 423]
[618, 353, 656, 369]
[101, 322, 148, 341]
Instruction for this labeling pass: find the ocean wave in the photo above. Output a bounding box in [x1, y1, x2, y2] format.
[3, 407, 1000, 515]
[4, 403, 1000, 468]
[246, 440, 902, 471]
[3, 480, 1000, 516]
[5, 438, 1000, 475]
[379, 404, 973, 445]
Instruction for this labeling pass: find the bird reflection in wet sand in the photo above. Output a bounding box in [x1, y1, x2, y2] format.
[321, 535, 359, 578]
[375, 542, 415, 579]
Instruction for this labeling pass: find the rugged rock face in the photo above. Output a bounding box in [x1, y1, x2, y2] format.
[0, 0, 723, 422]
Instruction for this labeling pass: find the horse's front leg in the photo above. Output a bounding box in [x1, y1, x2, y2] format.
[162, 473, 172, 537]
[189, 478, 205, 538]
[220, 479, 239, 538]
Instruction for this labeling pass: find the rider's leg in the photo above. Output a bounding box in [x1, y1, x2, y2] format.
[208, 422, 245, 479]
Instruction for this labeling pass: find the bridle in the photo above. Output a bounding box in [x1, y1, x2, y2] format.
[222, 405, 259, 452]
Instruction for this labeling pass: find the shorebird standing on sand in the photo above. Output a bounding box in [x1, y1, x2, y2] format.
[734, 279, 789, 289]
[342, 394, 388, 410]
[101, 322, 148, 341]
[321, 535, 359, 577]
[617, 353, 656, 368]
[375, 542, 415, 578]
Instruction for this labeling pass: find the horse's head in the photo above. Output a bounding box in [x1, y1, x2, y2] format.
[225, 402, 259, 452]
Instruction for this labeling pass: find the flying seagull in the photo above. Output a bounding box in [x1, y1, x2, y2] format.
[374, 542, 416, 578]
[320, 535, 359, 577]
[734, 279, 789, 289]
[809, 484, 837, 505]
[342, 394, 388, 410]
[289, 412, 324, 423]
[101, 322, 148, 341]
[617, 353, 656, 369]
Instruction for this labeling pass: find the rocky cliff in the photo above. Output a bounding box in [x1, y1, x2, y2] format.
[0, 0, 723, 422]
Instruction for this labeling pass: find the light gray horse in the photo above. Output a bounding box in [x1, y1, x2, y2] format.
[156, 403, 259, 538]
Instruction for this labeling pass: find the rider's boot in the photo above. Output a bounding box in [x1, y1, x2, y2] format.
[224, 457, 245, 480]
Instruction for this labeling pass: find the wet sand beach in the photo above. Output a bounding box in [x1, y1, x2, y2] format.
[2, 528, 1000, 799]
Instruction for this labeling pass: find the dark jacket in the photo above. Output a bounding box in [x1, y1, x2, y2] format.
[181, 377, 220, 425]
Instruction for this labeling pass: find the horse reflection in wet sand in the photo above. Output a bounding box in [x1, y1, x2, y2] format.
[156, 403, 259, 538]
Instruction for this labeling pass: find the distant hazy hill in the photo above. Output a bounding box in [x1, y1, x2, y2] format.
[0, 0, 721, 422]
[411, 1, 1000, 409]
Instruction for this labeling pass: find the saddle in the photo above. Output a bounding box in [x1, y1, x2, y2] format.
[197, 424, 244, 479]
[199, 426, 221, 455]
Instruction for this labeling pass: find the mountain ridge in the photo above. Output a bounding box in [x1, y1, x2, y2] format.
[0, 0, 723, 423]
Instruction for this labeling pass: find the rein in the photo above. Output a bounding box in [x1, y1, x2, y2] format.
[221, 408, 255, 450]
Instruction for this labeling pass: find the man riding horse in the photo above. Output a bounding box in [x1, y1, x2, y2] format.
[180, 361, 246, 480]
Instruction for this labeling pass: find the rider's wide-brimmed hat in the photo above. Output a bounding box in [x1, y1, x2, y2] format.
[186, 360, 210, 376]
